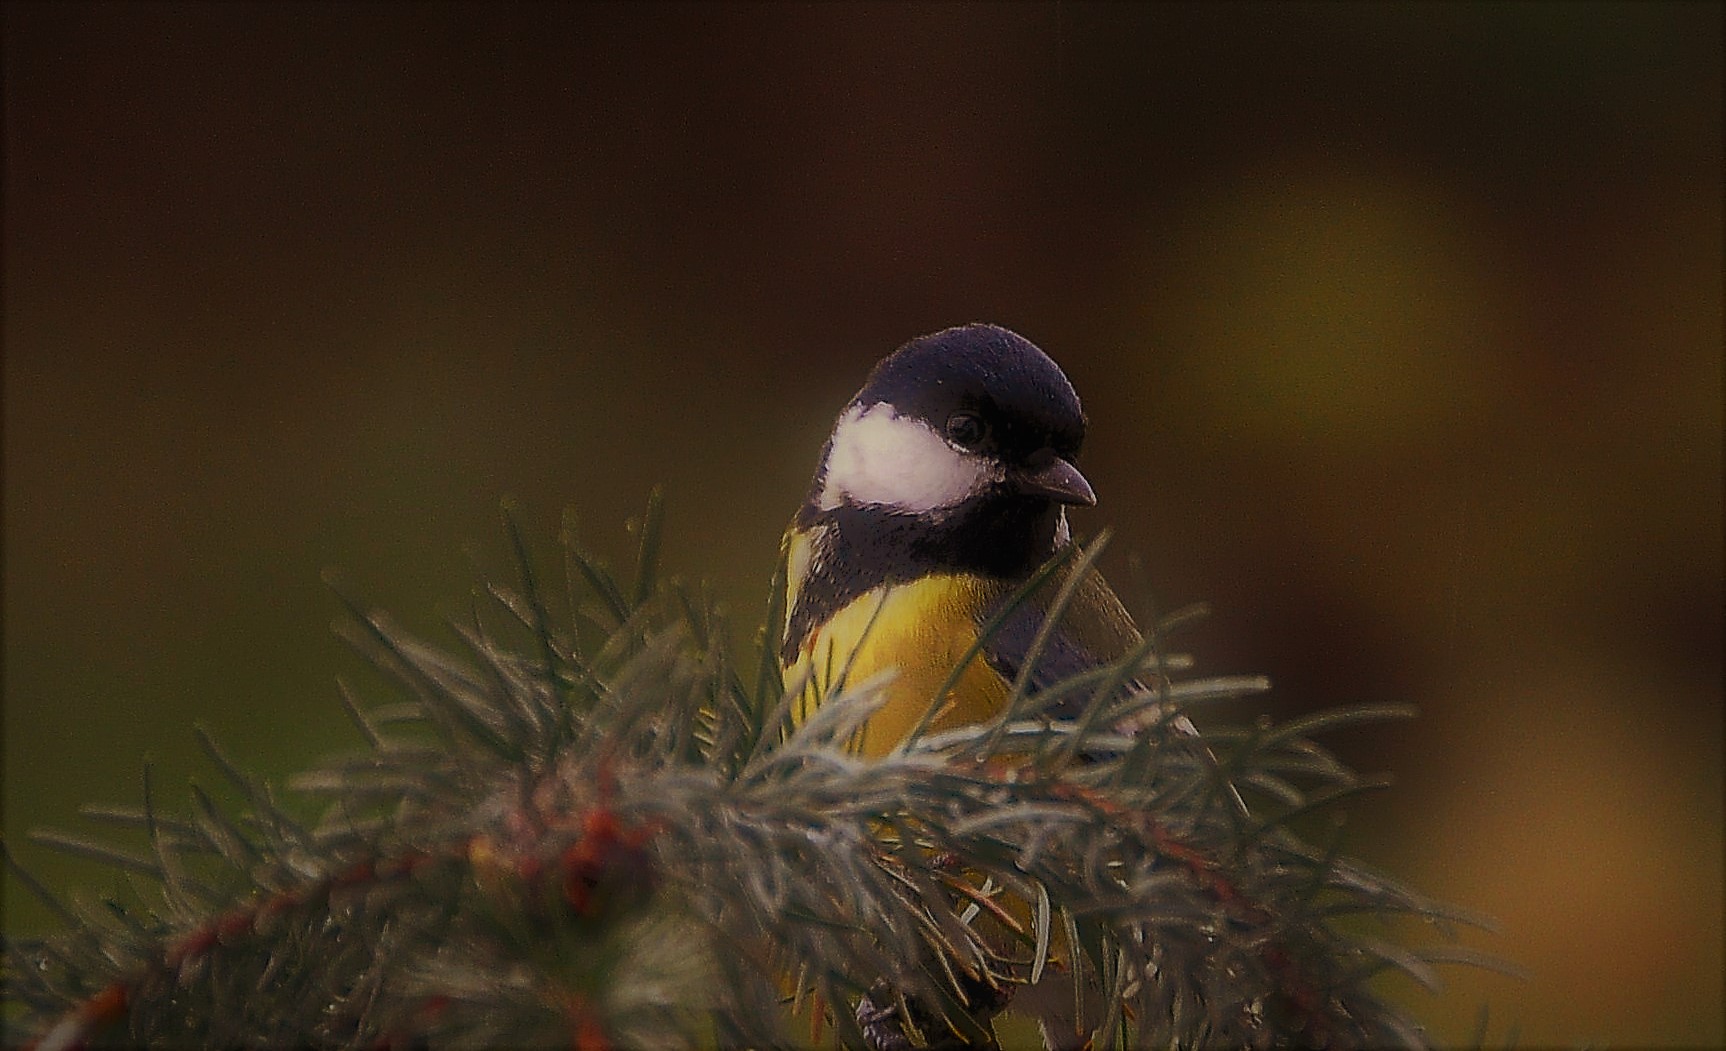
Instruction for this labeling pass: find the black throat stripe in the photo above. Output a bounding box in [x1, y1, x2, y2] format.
[781, 497, 1063, 664]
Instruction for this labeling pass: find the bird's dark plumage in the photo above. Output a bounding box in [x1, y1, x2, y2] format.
[781, 323, 1144, 754]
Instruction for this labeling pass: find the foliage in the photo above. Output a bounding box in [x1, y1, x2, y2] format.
[3, 495, 1494, 1049]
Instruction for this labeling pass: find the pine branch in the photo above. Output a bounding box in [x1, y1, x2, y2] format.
[2, 498, 1504, 1050]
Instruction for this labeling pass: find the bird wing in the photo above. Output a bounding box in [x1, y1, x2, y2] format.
[978, 566, 1147, 721]
[980, 564, 1244, 814]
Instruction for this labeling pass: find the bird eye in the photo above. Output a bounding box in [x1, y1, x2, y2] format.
[945, 412, 988, 450]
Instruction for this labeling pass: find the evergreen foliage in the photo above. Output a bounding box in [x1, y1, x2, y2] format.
[3, 496, 1494, 1049]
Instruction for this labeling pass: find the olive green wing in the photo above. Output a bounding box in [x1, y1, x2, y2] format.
[978, 567, 1145, 720]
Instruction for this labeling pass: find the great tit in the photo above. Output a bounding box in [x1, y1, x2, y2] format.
[780, 323, 1155, 755]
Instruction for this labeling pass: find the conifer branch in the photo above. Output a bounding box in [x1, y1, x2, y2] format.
[3, 500, 1499, 1049]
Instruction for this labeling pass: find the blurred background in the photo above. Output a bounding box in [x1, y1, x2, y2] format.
[4, 2, 1719, 1045]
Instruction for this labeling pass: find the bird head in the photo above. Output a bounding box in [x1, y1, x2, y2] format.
[802, 323, 1093, 575]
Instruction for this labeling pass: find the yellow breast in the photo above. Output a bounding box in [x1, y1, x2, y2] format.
[785, 574, 1009, 757]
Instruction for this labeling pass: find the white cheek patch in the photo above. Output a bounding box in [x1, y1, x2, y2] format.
[818, 403, 997, 513]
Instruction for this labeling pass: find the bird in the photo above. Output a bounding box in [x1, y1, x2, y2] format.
[779, 322, 1162, 757]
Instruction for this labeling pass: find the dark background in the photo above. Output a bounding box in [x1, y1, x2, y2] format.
[4, 2, 1720, 1044]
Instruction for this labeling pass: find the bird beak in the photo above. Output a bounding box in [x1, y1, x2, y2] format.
[1014, 456, 1096, 506]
